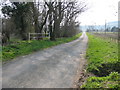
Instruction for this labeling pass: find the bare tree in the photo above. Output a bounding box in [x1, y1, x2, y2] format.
[1, 0, 87, 43]
[63, 1, 87, 37]
[45, 0, 87, 40]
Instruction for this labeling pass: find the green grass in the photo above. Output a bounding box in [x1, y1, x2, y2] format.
[2, 33, 82, 62]
[0, 45, 2, 62]
[86, 33, 119, 76]
[82, 72, 120, 88]
[81, 33, 120, 88]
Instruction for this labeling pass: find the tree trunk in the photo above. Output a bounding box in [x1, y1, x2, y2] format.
[31, 2, 40, 40]
[21, 16, 27, 40]
[55, 20, 61, 38]
[49, 13, 55, 41]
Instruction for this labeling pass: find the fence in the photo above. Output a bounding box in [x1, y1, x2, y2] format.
[28, 33, 50, 41]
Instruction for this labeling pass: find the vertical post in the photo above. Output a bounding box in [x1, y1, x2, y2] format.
[105, 20, 106, 34]
[29, 33, 30, 42]
[49, 32, 50, 38]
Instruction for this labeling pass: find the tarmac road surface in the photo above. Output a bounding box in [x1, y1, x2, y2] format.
[2, 32, 88, 88]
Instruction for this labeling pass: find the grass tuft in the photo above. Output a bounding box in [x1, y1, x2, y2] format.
[81, 72, 120, 88]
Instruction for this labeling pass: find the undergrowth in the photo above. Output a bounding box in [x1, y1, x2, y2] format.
[82, 72, 120, 88]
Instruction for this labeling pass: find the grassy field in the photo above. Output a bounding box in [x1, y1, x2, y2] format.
[81, 33, 120, 88]
[2, 33, 82, 63]
[93, 32, 118, 41]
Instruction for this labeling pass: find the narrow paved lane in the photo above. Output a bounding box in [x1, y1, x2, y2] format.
[2, 32, 88, 88]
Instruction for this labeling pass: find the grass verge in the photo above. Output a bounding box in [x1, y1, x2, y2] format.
[2, 33, 82, 63]
[81, 33, 120, 88]
[82, 72, 120, 88]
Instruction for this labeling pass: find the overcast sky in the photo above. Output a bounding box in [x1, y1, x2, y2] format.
[78, 0, 119, 26]
[0, 0, 119, 26]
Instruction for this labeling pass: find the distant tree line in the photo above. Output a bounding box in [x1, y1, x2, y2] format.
[86, 26, 119, 32]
